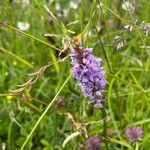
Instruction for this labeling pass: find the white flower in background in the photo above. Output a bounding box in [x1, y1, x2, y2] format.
[117, 40, 126, 50]
[55, 3, 61, 11]
[23, 0, 30, 5]
[140, 22, 150, 36]
[113, 35, 126, 50]
[14, 0, 30, 6]
[124, 24, 133, 32]
[63, 9, 68, 17]
[96, 2, 103, 8]
[70, 1, 78, 9]
[2, 143, 6, 150]
[121, 1, 130, 11]
[96, 2, 106, 14]
[17, 21, 30, 31]
[57, 9, 68, 17]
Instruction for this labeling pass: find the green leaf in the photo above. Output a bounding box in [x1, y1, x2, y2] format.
[61, 22, 68, 35]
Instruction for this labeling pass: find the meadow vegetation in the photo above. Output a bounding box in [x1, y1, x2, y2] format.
[0, 0, 150, 149]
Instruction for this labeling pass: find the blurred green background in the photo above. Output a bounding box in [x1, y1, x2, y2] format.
[0, 0, 150, 149]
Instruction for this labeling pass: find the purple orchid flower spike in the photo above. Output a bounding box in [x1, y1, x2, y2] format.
[70, 44, 107, 108]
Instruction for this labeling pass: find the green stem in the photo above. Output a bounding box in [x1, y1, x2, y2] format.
[94, 26, 112, 73]
[100, 1, 127, 23]
[0, 22, 60, 51]
[8, 121, 13, 150]
[107, 71, 123, 141]
[135, 142, 139, 150]
[0, 47, 33, 68]
[98, 1, 111, 43]
[101, 107, 108, 150]
[20, 73, 72, 150]
[22, 100, 41, 114]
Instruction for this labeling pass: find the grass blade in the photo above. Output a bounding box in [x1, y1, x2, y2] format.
[20, 73, 72, 150]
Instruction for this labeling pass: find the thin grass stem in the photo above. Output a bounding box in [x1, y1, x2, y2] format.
[20, 73, 72, 150]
